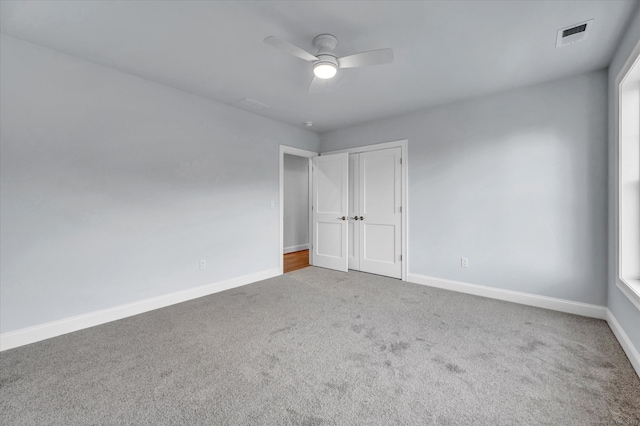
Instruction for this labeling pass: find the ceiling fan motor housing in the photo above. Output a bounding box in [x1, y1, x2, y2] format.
[312, 34, 339, 78]
[313, 34, 338, 55]
[314, 54, 338, 68]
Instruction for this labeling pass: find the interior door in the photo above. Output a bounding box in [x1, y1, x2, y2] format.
[348, 153, 360, 271]
[312, 153, 349, 272]
[358, 147, 402, 278]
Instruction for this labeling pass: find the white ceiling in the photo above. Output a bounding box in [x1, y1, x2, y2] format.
[1, 0, 637, 133]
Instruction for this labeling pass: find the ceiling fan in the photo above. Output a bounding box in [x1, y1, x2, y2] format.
[264, 34, 393, 93]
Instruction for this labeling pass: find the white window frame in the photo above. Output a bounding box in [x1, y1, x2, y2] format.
[615, 39, 640, 311]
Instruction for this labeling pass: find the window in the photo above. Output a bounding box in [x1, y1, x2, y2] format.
[616, 40, 640, 310]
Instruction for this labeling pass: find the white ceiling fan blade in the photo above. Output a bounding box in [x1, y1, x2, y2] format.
[308, 76, 328, 94]
[338, 48, 394, 69]
[264, 36, 318, 62]
[308, 74, 341, 94]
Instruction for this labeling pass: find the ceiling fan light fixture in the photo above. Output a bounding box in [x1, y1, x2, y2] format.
[263, 34, 394, 92]
[313, 62, 337, 79]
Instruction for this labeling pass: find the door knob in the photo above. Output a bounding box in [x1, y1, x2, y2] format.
[339, 216, 346, 220]
[359, 216, 364, 220]
[348, 216, 358, 220]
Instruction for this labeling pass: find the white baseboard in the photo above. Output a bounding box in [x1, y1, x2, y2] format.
[284, 244, 309, 254]
[606, 309, 640, 378]
[0, 268, 280, 352]
[407, 273, 607, 319]
[406, 274, 638, 378]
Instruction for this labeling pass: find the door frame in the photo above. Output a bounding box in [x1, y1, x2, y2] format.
[322, 139, 408, 281]
[279, 145, 318, 275]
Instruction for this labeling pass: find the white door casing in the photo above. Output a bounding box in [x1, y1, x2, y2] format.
[312, 153, 349, 272]
[357, 147, 402, 278]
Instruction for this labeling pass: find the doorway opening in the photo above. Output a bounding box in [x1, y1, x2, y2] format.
[283, 249, 310, 273]
[279, 146, 317, 274]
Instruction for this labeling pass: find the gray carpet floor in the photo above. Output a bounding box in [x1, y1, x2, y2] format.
[1, 267, 639, 425]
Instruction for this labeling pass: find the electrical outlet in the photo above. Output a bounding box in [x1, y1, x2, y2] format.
[199, 259, 206, 270]
[461, 258, 469, 268]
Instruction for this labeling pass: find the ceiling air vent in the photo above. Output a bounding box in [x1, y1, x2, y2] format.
[556, 19, 593, 47]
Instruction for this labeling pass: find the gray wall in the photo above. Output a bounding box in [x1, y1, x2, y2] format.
[283, 154, 309, 252]
[608, 7, 640, 354]
[321, 70, 608, 306]
[0, 35, 319, 333]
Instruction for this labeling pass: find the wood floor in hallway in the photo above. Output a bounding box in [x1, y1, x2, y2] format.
[284, 249, 309, 273]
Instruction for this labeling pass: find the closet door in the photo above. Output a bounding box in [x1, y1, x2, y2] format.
[348, 154, 360, 271]
[358, 147, 402, 278]
[312, 153, 349, 272]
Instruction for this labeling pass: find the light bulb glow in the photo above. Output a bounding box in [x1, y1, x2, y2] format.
[313, 63, 337, 79]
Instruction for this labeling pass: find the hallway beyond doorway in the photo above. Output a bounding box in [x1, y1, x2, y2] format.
[284, 250, 309, 273]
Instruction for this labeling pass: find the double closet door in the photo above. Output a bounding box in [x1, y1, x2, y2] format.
[312, 147, 402, 279]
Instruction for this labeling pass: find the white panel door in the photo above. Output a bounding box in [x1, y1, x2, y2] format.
[358, 148, 402, 278]
[312, 153, 349, 272]
[348, 153, 360, 271]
